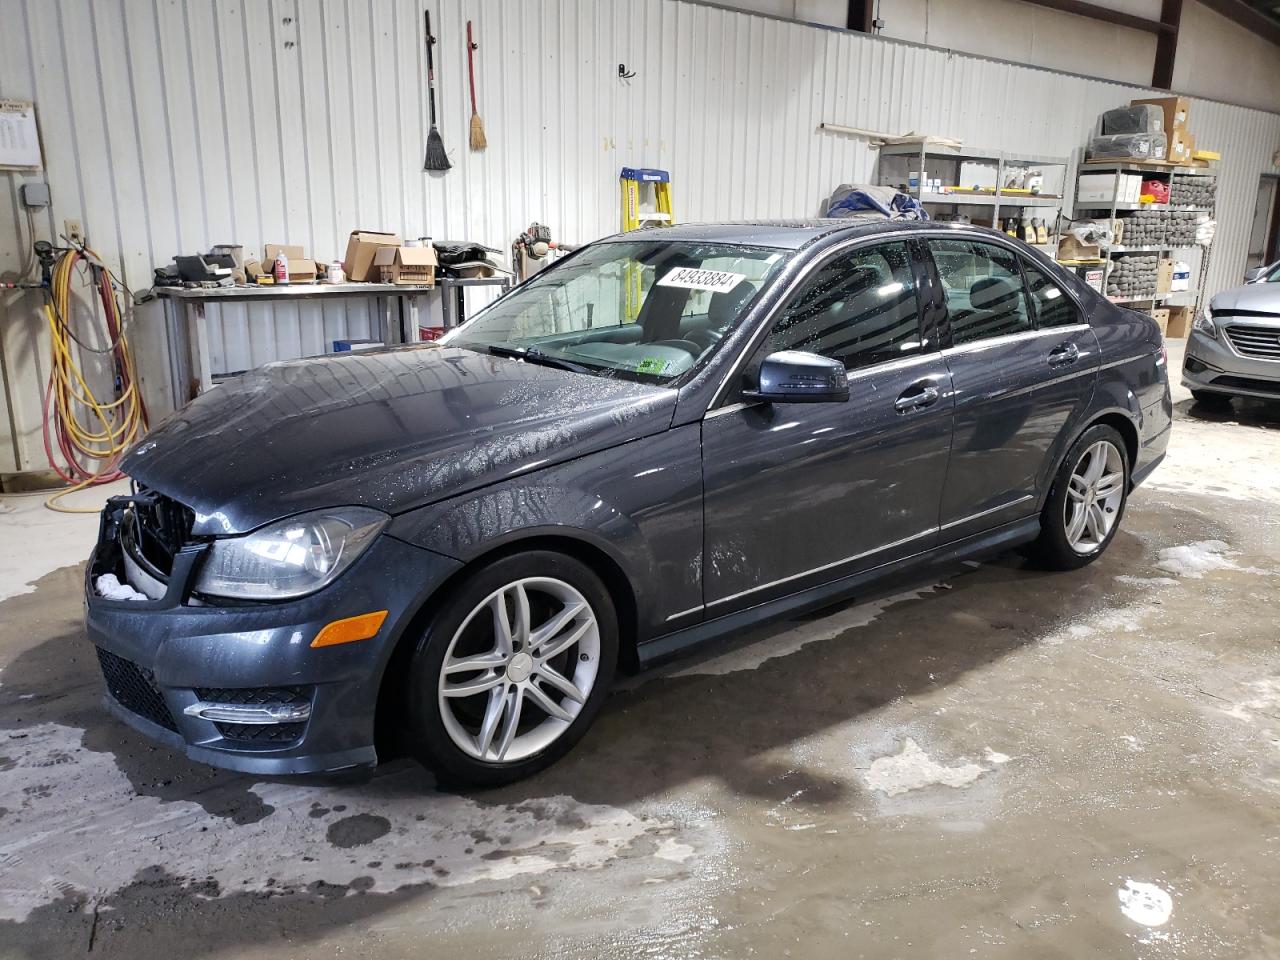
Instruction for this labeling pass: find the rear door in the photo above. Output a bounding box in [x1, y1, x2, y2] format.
[922, 237, 1097, 541]
[700, 239, 954, 616]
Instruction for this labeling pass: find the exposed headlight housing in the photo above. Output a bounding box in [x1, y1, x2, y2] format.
[1192, 308, 1217, 339]
[194, 507, 388, 600]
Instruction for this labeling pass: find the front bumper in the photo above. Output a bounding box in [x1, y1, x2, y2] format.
[85, 506, 462, 775]
[1182, 324, 1280, 399]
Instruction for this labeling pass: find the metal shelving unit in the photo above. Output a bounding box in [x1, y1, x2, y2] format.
[1074, 160, 1217, 313]
[876, 142, 1072, 234]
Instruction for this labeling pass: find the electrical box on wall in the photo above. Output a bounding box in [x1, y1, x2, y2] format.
[19, 182, 49, 208]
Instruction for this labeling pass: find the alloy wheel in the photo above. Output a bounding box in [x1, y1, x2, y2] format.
[437, 577, 601, 763]
[1063, 440, 1125, 555]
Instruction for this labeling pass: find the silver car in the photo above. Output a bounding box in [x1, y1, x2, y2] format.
[1183, 261, 1280, 402]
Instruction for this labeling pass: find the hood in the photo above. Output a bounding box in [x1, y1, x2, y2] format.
[1211, 281, 1280, 315]
[124, 345, 676, 535]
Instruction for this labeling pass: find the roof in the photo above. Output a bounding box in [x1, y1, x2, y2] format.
[601, 218, 891, 250]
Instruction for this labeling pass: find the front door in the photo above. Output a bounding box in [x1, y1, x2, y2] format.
[701, 240, 954, 616]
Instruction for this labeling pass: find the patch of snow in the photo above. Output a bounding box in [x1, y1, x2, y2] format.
[94, 573, 148, 601]
[984, 749, 1010, 765]
[1118, 879, 1173, 927]
[1114, 575, 1177, 588]
[1218, 676, 1280, 724]
[863, 738, 994, 797]
[1155, 540, 1267, 579]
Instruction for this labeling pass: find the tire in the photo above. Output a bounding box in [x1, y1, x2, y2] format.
[1025, 424, 1130, 571]
[1191, 389, 1231, 407]
[405, 550, 619, 787]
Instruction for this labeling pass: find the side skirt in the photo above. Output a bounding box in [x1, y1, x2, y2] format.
[637, 516, 1041, 669]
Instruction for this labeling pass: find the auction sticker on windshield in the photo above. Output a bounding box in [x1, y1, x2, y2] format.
[656, 268, 746, 293]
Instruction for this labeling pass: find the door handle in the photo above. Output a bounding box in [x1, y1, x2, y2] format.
[894, 382, 941, 413]
[1048, 342, 1080, 367]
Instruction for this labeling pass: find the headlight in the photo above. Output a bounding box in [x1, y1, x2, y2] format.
[1192, 309, 1217, 339]
[194, 507, 388, 600]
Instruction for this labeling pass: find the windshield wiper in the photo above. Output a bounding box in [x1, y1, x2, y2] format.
[485, 344, 593, 374]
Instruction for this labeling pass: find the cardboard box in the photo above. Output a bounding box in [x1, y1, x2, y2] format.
[1078, 172, 1141, 205]
[1167, 129, 1194, 165]
[372, 245, 438, 285]
[343, 230, 402, 282]
[1131, 96, 1191, 134]
[1057, 235, 1101, 261]
[1150, 307, 1171, 336]
[1165, 305, 1194, 338]
[262, 243, 318, 283]
[1156, 258, 1175, 293]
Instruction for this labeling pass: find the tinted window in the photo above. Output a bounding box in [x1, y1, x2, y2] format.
[765, 242, 922, 371]
[929, 239, 1032, 345]
[1023, 262, 1079, 329]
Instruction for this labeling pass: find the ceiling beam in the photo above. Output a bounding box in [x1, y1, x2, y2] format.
[1152, 0, 1183, 89]
[1017, 0, 1176, 34]
[1194, 0, 1280, 47]
[846, 0, 874, 32]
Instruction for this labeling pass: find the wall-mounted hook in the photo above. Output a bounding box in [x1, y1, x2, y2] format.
[617, 63, 636, 80]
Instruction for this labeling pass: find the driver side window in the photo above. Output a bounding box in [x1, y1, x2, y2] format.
[763, 242, 923, 371]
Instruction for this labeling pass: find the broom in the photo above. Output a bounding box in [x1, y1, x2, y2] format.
[466, 20, 486, 150]
[423, 9, 450, 171]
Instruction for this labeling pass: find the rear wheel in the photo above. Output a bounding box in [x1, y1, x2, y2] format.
[1025, 425, 1129, 570]
[406, 551, 618, 787]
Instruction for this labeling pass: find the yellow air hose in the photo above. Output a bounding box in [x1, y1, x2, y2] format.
[41, 245, 148, 512]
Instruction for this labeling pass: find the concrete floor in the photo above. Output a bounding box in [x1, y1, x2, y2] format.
[2, 340, 1279, 959]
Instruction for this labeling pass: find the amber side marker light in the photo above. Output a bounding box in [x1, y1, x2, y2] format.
[311, 610, 389, 648]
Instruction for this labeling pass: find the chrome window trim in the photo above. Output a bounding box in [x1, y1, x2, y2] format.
[706, 526, 937, 609]
[940, 323, 1090, 358]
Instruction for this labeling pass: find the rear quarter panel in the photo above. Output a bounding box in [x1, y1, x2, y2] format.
[1088, 296, 1171, 474]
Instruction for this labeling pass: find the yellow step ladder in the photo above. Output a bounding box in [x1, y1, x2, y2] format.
[620, 167, 675, 232]
[620, 167, 675, 317]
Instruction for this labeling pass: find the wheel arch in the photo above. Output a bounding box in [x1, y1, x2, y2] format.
[373, 532, 641, 755]
[1037, 408, 1140, 511]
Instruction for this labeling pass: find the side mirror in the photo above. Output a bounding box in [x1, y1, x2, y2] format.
[1244, 266, 1266, 283]
[742, 350, 849, 404]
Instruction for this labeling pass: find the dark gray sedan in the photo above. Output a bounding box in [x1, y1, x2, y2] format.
[86, 220, 1171, 786]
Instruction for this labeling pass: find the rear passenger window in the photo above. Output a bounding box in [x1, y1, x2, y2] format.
[1023, 262, 1080, 329]
[765, 241, 922, 371]
[929, 240, 1032, 345]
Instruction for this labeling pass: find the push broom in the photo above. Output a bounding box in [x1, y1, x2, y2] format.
[423, 9, 450, 171]
[466, 20, 486, 150]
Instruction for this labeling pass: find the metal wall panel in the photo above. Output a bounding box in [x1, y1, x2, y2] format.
[2, 0, 1278, 472]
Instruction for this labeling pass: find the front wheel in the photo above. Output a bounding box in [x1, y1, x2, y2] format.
[1025, 425, 1130, 570]
[1191, 389, 1231, 407]
[405, 551, 618, 787]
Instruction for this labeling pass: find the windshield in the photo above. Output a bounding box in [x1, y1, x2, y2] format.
[1267, 262, 1280, 282]
[443, 240, 790, 384]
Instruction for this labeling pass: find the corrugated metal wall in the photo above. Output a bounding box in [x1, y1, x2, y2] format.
[2, 0, 1278, 473]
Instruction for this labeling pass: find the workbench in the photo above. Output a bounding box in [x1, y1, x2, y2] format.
[156, 275, 511, 402]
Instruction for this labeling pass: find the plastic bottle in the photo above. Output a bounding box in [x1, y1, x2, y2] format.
[273, 253, 289, 285]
